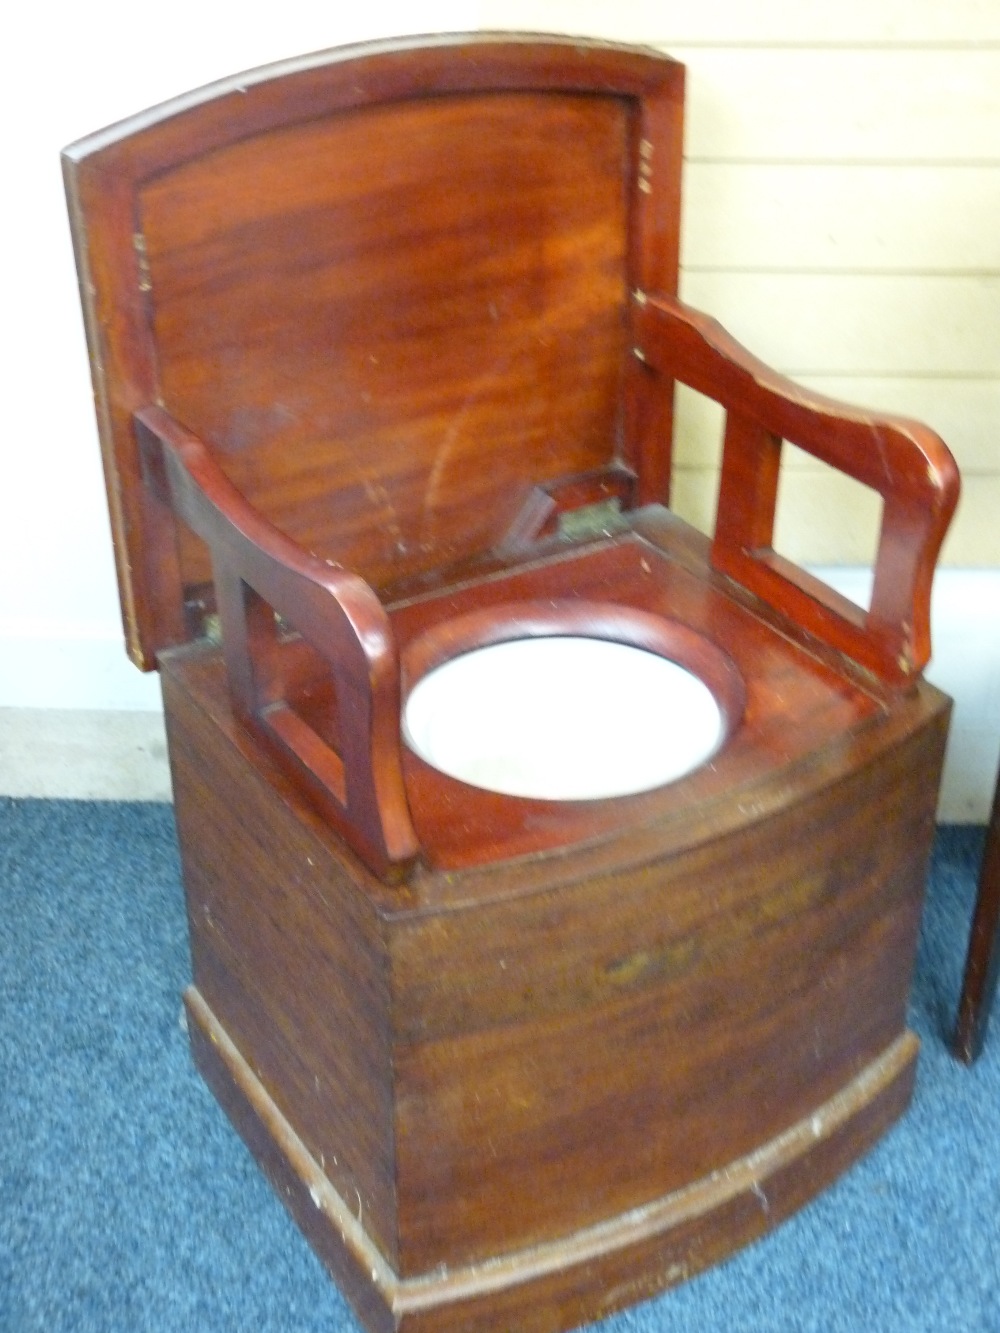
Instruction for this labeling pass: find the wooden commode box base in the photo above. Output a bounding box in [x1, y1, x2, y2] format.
[161, 565, 948, 1332]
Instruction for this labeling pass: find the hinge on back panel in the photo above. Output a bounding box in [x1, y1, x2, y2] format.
[558, 497, 629, 542]
[133, 231, 152, 293]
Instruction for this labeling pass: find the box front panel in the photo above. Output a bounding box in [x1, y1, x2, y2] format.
[390, 702, 947, 1273]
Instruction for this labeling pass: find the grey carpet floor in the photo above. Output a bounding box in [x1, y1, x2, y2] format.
[1, 799, 997, 1332]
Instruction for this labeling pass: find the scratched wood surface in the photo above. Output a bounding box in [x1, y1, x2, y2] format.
[62, 35, 685, 669]
[64, 33, 962, 1333]
[140, 91, 630, 590]
[162, 627, 949, 1316]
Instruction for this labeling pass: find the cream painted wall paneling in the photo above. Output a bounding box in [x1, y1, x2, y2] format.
[676, 48, 1000, 163]
[682, 164, 1000, 272]
[938, 476, 1000, 566]
[670, 466, 999, 566]
[471, 0, 1000, 46]
[680, 272, 1000, 376]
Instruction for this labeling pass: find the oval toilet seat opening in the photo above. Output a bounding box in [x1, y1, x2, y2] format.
[402, 612, 742, 802]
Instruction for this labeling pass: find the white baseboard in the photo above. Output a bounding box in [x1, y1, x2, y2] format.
[1, 569, 998, 818]
[0, 708, 171, 801]
[0, 626, 162, 710]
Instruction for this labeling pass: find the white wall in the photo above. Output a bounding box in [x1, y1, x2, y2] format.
[2, 1, 998, 816]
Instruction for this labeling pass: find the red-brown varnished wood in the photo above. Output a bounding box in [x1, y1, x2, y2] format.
[187, 984, 918, 1333]
[137, 405, 418, 878]
[621, 66, 686, 508]
[389, 711, 945, 1273]
[632, 293, 960, 685]
[388, 526, 889, 871]
[139, 90, 629, 590]
[63, 33, 962, 1333]
[162, 654, 405, 1266]
[954, 759, 1000, 1062]
[160, 631, 947, 1321]
[497, 464, 638, 553]
[62, 34, 685, 668]
[63, 169, 189, 661]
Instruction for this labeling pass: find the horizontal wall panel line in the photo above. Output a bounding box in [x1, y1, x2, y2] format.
[756, 372, 1000, 383]
[685, 158, 1000, 169]
[472, 0, 1000, 48]
[681, 273, 1000, 376]
[721, 371, 1000, 381]
[673, 462, 1000, 479]
[681, 165, 1000, 271]
[658, 41, 1000, 51]
[678, 50, 1000, 162]
[683, 269, 1000, 279]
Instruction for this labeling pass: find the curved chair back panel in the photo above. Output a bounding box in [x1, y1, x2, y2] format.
[140, 92, 629, 579]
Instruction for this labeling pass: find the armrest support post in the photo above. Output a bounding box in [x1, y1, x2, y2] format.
[134, 406, 419, 881]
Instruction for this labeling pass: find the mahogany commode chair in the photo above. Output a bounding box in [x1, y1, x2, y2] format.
[64, 34, 960, 1333]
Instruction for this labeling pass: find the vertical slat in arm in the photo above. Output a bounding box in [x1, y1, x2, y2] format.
[632, 293, 960, 686]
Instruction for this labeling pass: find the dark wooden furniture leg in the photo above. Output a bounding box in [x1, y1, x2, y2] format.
[954, 761, 1000, 1063]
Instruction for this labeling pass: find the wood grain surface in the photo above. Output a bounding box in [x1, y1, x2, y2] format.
[65, 33, 960, 1333]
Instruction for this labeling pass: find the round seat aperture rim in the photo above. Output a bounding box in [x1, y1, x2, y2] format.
[400, 601, 746, 802]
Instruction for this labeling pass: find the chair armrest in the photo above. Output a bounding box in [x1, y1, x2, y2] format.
[631, 292, 960, 685]
[134, 406, 419, 881]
